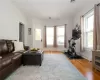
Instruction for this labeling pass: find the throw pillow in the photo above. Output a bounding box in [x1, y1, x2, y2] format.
[6, 40, 15, 53]
[13, 41, 24, 52]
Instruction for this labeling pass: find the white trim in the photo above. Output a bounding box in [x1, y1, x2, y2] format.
[83, 10, 94, 49]
[82, 55, 91, 61]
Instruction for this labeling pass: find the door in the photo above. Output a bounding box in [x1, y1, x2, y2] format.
[34, 28, 42, 49]
[19, 23, 24, 43]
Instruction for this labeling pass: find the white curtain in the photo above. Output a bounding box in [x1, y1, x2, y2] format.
[80, 16, 84, 51]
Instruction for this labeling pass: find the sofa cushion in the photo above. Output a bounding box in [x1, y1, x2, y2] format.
[1, 53, 14, 61]
[0, 63, 2, 71]
[0, 64, 2, 70]
[13, 52, 21, 56]
[0, 59, 12, 70]
[0, 56, 2, 70]
[0, 40, 9, 56]
[13, 50, 25, 54]
[0, 53, 13, 71]
[12, 54, 22, 60]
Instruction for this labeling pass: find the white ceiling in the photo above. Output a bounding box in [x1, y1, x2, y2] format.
[12, 0, 100, 20]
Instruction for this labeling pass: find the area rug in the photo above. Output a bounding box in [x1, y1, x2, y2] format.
[6, 54, 87, 80]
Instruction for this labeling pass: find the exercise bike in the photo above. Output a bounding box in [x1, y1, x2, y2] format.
[65, 25, 82, 59]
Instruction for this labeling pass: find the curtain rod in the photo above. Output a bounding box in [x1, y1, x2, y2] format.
[83, 3, 100, 16]
[55, 24, 67, 27]
[83, 7, 94, 17]
[97, 3, 100, 6]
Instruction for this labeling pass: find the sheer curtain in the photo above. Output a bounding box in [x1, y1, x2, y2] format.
[80, 16, 84, 51]
[53, 26, 57, 47]
[93, 4, 100, 50]
[64, 24, 67, 48]
[57, 26, 65, 47]
[44, 26, 47, 47]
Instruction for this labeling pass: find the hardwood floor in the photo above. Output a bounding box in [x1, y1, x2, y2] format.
[70, 59, 100, 80]
[44, 51, 62, 54]
[44, 51, 100, 80]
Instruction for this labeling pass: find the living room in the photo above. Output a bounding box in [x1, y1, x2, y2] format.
[0, 0, 100, 80]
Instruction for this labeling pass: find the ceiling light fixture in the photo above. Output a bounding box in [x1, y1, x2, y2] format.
[49, 17, 51, 19]
[70, 0, 75, 3]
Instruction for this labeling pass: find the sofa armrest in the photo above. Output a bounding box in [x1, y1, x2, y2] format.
[0, 56, 2, 59]
[13, 54, 22, 60]
[24, 46, 30, 51]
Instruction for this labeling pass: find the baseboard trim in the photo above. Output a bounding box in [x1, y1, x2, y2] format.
[81, 55, 91, 61]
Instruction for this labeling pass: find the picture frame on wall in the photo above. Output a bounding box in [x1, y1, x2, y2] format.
[28, 28, 31, 35]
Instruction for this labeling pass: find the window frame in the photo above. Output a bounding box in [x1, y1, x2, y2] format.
[46, 27, 54, 46]
[35, 29, 41, 41]
[83, 10, 94, 50]
[56, 26, 65, 46]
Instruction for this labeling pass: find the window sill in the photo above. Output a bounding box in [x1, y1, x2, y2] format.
[84, 47, 93, 51]
[46, 45, 65, 48]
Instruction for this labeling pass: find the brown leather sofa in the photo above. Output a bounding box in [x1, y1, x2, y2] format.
[0, 40, 27, 80]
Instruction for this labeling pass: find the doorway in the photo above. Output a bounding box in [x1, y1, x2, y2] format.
[19, 22, 24, 43]
[34, 28, 42, 49]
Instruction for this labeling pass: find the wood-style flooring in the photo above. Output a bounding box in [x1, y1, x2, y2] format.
[44, 51, 100, 80]
[70, 59, 100, 80]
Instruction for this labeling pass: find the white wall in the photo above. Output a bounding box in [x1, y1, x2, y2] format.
[73, 0, 100, 61]
[0, 0, 29, 45]
[0, 0, 73, 50]
[27, 18, 33, 47]
[32, 18, 74, 51]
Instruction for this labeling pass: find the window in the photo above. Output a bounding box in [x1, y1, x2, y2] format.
[57, 26, 64, 45]
[46, 27, 54, 45]
[84, 11, 94, 49]
[35, 29, 41, 40]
